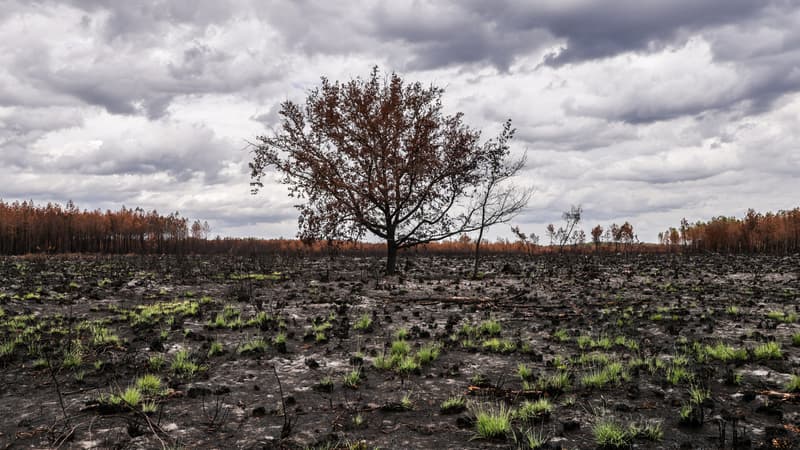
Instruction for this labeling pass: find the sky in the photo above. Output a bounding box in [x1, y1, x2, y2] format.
[1, 0, 799, 243]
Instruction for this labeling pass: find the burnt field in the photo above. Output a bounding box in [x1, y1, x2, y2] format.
[0, 253, 798, 449]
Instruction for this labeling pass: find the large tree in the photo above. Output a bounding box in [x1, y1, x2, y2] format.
[249, 67, 525, 274]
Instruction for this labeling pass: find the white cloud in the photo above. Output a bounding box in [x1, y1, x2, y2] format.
[1, 1, 799, 243]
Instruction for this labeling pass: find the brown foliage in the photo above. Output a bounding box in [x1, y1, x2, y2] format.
[0, 200, 188, 254]
[678, 207, 800, 253]
[249, 67, 523, 273]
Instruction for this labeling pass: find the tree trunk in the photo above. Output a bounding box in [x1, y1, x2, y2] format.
[386, 240, 398, 275]
[472, 226, 485, 279]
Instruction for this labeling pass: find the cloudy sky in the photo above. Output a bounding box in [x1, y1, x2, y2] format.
[2, 1, 799, 242]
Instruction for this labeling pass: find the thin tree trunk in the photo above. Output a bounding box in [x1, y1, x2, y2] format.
[472, 226, 485, 279]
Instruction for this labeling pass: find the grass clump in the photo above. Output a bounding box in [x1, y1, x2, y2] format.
[515, 398, 552, 421]
[343, 368, 362, 388]
[469, 402, 512, 439]
[90, 324, 121, 347]
[119, 386, 142, 407]
[207, 341, 224, 357]
[593, 420, 632, 449]
[552, 329, 569, 342]
[238, 337, 268, 355]
[478, 319, 502, 336]
[135, 374, 162, 395]
[148, 354, 165, 371]
[785, 374, 800, 392]
[792, 333, 800, 346]
[440, 396, 466, 414]
[171, 349, 200, 378]
[514, 428, 549, 449]
[353, 314, 373, 332]
[481, 338, 516, 353]
[390, 339, 410, 356]
[416, 343, 440, 364]
[767, 310, 797, 323]
[517, 363, 534, 381]
[753, 341, 782, 359]
[666, 365, 693, 385]
[702, 342, 748, 362]
[538, 371, 571, 393]
[395, 356, 420, 375]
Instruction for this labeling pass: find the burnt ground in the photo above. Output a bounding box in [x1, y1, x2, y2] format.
[0, 253, 798, 449]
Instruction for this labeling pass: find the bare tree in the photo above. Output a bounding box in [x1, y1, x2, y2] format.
[249, 67, 518, 274]
[511, 225, 538, 257]
[470, 120, 532, 278]
[546, 205, 583, 253]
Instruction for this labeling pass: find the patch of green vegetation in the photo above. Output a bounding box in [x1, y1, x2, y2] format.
[127, 299, 200, 327]
[395, 356, 420, 375]
[515, 398, 552, 421]
[238, 337, 268, 355]
[481, 338, 516, 353]
[552, 329, 570, 342]
[440, 396, 466, 413]
[538, 371, 571, 392]
[90, 324, 121, 347]
[581, 361, 628, 389]
[478, 319, 502, 336]
[390, 339, 411, 356]
[352, 314, 373, 331]
[372, 354, 394, 370]
[514, 427, 549, 449]
[517, 363, 533, 381]
[207, 341, 224, 357]
[753, 341, 782, 359]
[628, 420, 663, 442]
[148, 354, 165, 371]
[593, 420, 632, 449]
[0, 340, 15, 358]
[726, 305, 740, 315]
[689, 385, 710, 404]
[767, 310, 797, 323]
[666, 365, 693, 385]
[247, 311, 272, 328]
[230, 272, 282, 281]
[135, 374, 162, 395]
[119, 386, 142, 407]
[416, 343, 440, 364]
[700, 342, 748, 362]
[141, 400, 158, 414]
[576, 352, 611, 367]
[785, 375, 800, 392]
[793, 333, 800, 346]
[470, 402, 512, 439]
[394, 327, 409, 340]
[62, 343, 83, 369]
[171, 349, 200, 378]
[614, 335, 639, 351]
[208, 305, 243, 329]
[343, 368, 361, 388]
[399, 393, 414, 410]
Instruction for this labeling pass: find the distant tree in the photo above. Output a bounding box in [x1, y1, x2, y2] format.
[249, 67, 523, 274]
[591, 225, 603, 251]
[511, 225, 538, 257]
[546, 205, 582, 253]
[469, 120, 532, 278]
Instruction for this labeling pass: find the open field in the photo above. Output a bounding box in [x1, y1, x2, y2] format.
[0, 254, 798, 449]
